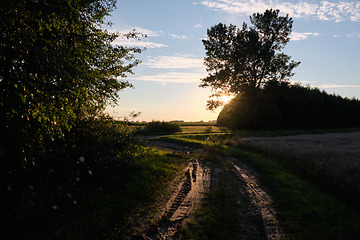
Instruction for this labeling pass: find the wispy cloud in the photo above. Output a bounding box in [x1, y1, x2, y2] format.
[169, 34, 189, 39]
[318, 84, 360, 88]
[290, 32, 320, 41]
[112, 38, 168, 48]
[135, 55, 206, 83]
[145, 55, 204, 69]
[346, 32, 360, 38]
[108, 26, 167, 48]
[199, 0, 360, 22]
[133, 72, 206, 83]
[111, 26, 164, 37]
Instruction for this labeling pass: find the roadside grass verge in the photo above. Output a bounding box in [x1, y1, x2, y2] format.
[161, 135, 360, 240]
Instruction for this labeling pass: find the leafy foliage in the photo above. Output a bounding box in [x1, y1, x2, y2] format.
[201, 9, 300, 110]
[1, 115, 135, 238]
[0, 0, 142, 169]
[217, 82, 360, 130]
[0, 1, 148, 238]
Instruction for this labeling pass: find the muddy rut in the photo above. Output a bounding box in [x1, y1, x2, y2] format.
[133, 158, 210, 240]
[231, 159, 286, 239]
[132, 140, 286, 239]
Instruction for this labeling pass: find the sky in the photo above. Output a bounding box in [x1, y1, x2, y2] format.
[104, 0, 360, 122]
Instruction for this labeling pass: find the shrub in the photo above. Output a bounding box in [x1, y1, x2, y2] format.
[142, 121, 182, 134]
[0, 114, 138, 238]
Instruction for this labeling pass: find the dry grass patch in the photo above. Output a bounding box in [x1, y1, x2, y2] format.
[231, 132, 360, 208]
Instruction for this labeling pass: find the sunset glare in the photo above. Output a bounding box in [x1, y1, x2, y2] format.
[221, 95, 232, 104]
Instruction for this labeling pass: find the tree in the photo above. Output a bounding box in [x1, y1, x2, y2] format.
[200, 9, 300, 110]
[0, 0, 142, 168]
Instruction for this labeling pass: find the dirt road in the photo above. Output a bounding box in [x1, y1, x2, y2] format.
[130, 140, 286, 239]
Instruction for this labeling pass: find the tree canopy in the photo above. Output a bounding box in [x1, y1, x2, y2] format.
[200, 9, 300, 110]
[0, 0, 142, 167]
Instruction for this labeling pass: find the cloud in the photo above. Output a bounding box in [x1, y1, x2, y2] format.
[134, 55, 206, 83]
[317, 84, 360, 88]
[346, 32, 360, 38]
[193, 23, 203, 28]
[107, 26, 167, 48]
[145, 55, 204, 69]
[169, 34, 189, 39]
[111, 26, 164, 37]
[112, 38, 168, 48]
[133, 72, 206, 83]
[199, 0, 360, 22]
[290, 32, 320, 41]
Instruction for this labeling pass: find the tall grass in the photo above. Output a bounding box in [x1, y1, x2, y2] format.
[231, 132, 360, 208]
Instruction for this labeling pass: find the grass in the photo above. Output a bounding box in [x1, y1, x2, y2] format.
[28, 147, 188, 239]
[134, 121, 228, 135]
[184, 170, 243, 240]
[161, 134, 360, 240]
[182, 148, 262, 240]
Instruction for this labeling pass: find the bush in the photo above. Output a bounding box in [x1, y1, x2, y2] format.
[0, 114, 138, 239]
[142, 121, 182, 134]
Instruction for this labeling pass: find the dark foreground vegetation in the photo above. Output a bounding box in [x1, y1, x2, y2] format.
[1, 116, 187, 239]
[218, 82, 360, 130]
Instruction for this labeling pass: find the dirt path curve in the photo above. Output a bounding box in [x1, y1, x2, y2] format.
[134, 139, 286, 239]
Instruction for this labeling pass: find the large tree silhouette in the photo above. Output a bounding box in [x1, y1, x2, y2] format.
[201, 9, 300, 110]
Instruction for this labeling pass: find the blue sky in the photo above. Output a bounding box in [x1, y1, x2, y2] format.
[105, 0, 360, 122]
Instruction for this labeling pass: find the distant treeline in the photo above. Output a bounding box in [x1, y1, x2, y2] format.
[217, 82, 360, 130]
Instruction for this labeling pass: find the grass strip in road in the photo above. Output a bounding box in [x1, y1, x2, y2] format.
[163, 135, 360, 240]
[182, 150, 265, 240]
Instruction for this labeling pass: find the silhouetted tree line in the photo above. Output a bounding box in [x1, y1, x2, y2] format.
[217, 82, 360, 130]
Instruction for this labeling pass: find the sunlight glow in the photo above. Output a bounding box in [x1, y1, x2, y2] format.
[221, 95, 232, 104]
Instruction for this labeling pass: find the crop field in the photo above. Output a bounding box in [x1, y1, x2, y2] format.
[179, 125, 226, 134]
[231, 131, 360, 207]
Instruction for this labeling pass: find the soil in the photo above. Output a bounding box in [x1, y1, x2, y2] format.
[128, 139, 287, 239]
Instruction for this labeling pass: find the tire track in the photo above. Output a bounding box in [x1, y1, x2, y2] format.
[231, 159, 287, 240]
[134, 159, 211, 240]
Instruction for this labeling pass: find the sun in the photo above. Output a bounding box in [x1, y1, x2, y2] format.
[221, 95, 232, 104]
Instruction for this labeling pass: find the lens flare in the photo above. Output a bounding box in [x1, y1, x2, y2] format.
[221, 95, 232, 104]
